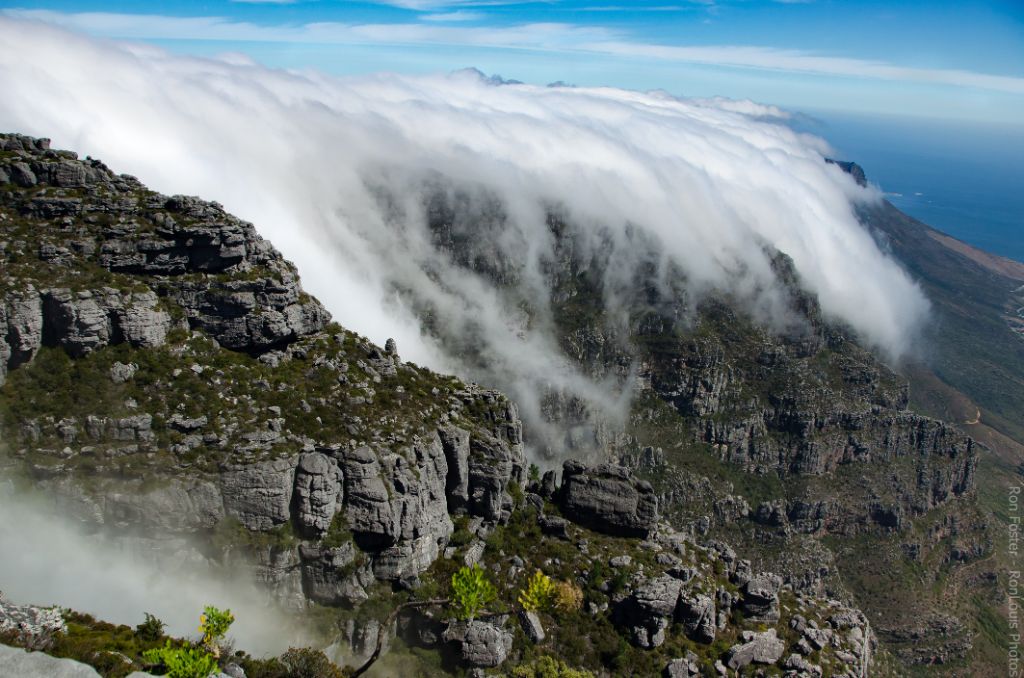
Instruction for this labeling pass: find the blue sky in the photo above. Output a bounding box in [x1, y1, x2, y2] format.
[2, 0, 1023, 125]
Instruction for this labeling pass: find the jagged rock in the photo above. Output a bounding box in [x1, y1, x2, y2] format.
[220, 457, 297, 530]
[109, 361, 138, 384]
[725, 628, 785, 669]
[41, 288, 170, 357]
[0, 594, 66, 650]
[677, 592, 716, 643]
[615, 574, 683, 648]
[782, 653, 822, 676]
[293, 451, 343, 538]
[558, 461, 658, 537]
[538, 514, 570, 539]
[664, 653, 701, 678]
[299, 542, 369, 605]
[443, 619, 513, 668]
[741, 573, 781, 623]
[519, 609, 545, 643]
[467, 431, 520, 522]
[439, 425, 470, 510]
[338, 436, 454, 580]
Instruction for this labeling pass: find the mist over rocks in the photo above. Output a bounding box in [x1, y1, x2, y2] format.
[0, 18, 931, 461]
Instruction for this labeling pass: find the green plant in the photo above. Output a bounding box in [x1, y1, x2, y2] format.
[518, 570, 555, 612]
[528, 463, 541, 483]
[136, 613, 167, 642]
[507, 655, 595, 678]
[450, 564, 497, 621]
[198, 605, 234, 657]
[142, 641, 218, 678]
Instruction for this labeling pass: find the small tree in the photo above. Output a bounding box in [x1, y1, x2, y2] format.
[198, 605, 234, 657]
[135, 612, 167, 641]
[518, 570, 555, 612]
[451, 564, 497, 621]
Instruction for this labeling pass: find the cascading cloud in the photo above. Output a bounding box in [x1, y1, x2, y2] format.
[0, 17, 929, 447]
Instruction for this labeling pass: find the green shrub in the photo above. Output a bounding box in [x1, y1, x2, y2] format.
[142, 641, 218, 678]
[135, 613, 167, 642]
[518, 570, 555, 612]
[507, 655, 595, 678]
[451, 564, 497, 621]
[198, 605, 234, 656]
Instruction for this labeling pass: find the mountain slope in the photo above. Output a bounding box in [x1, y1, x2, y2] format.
[0, 133, 887, 677]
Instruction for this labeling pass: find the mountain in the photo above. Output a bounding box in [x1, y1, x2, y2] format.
[0, 133, 1008, 677]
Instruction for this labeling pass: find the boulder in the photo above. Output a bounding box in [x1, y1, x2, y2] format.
[558, 461, 658, 537]
[0, 645, 103, 677]
[741, 573, 781, 623]
[677, 592, 716, 643]
[725, 629, 785, 670]
[615, 575, 682, 648]
[443, 619, 513, 668]
[519, 609, 545, 643]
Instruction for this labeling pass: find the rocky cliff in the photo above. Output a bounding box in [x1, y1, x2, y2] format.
[0, 133, 985, 675]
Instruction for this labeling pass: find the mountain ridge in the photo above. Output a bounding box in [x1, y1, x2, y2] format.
[0, 132, 1004, 676]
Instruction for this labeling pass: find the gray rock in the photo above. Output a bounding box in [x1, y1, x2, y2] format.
[0, 595, 66, 650]
[558, 461, 658, 537]
[664, 654, 701, 678]
[741, 573, 781, 623]
[293, 451, 343, 538]
[725, 629, 785, 670]
[677, 592, 716, 643]
[519, 609, 545, 643]
[538, 514, 570, 539]
[439, 425, 471, 509]
[0, 644, 101, 677]
[220, 457, 297, 530]
[615, 574, 682, 648]
[299, 543, 367, 605]
[109, 362, 138, 384]
[443, 619, 513, 668]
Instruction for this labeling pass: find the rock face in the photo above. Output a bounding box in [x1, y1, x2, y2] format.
[558, 461, 658, 537]
[293, 451, 343, 539]
[0, 132, 328, 389]
[221, 457, 297, 531]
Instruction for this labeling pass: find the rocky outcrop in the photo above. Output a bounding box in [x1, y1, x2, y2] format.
[0, 132, 328, 376]
[443, 618, 513, 668]
[741, 573, 781, 623]
[0, 594, 66, 650]
[614, 574, 683, 648]
[676, 592, 716, 643]
[725, 628, 786, 670]
[292, 452, 343, 539]
[221, 457, 297, 531]
[558, 461, 658, 537]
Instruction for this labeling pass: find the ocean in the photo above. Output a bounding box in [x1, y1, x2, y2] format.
[797, 111, 1024, 264]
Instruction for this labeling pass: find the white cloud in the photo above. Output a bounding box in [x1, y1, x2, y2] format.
[4, 8, 1022, 95]
[0, 18, 929, 458]
[421, 10, 487, 21]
